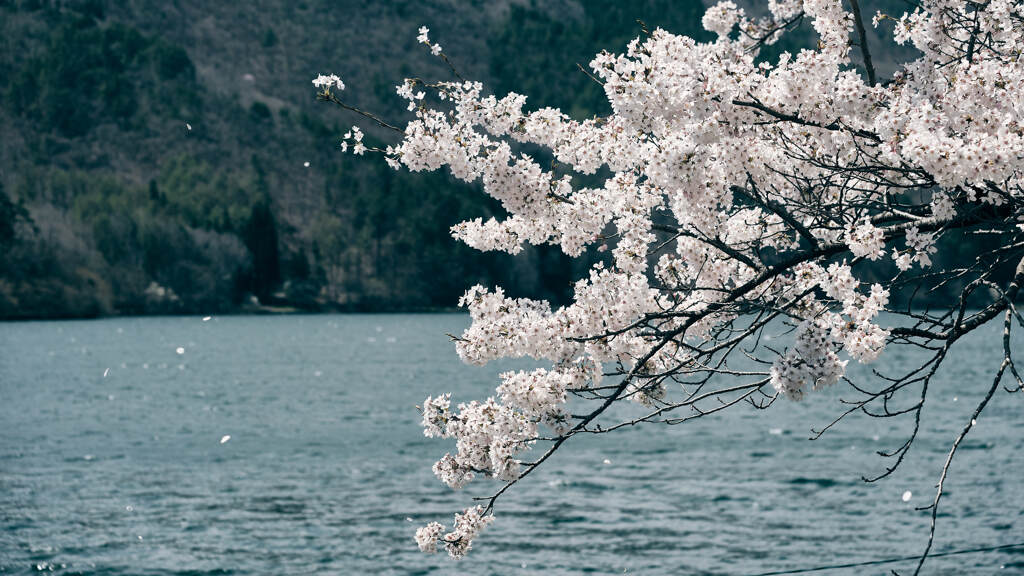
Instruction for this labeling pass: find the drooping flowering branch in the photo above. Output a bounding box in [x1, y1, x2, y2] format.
[314, 3, 1024, 571]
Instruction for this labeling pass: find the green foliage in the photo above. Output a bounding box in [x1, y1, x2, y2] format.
[249, 100, 272, 122]
[261, 27, 278, 48]
[4, 9, 198, 137]
[156, 155, 259, 232]
[0, 182, 31, 246]
[152, 41, 193, 80]
[0, 161, 266, 317]
[69, 172, 148, 221]
[242, 199, 281, 300]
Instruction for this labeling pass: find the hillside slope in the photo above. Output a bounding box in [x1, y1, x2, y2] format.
[1, 0, 928, 319]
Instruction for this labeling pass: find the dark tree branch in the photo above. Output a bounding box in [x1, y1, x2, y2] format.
[849, 0, 878, 86]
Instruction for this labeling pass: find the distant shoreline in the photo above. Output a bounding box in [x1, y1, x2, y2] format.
[0, 305, 466, 322]
[4, 302, 1012, 323]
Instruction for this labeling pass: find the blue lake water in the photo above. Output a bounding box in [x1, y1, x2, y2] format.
[0, 314, 1021, 575]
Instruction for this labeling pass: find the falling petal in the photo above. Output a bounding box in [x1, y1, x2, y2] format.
[176, 347, 185, 355]
[902, 490, 912, 502]
[103, 368, 110, 378]
[220, 435, 231, 444]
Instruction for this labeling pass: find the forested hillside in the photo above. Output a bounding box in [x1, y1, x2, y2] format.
[1, 0, 930, 319]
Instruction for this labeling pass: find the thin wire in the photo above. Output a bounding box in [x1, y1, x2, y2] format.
[748, 540, 1024, 575]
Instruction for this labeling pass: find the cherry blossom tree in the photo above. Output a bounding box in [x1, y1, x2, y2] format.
[314, 2, 1024, 572]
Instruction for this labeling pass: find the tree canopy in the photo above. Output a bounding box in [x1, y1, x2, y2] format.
[318, 2, 1024, 572]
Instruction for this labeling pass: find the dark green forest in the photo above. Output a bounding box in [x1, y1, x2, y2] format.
[0, 0, 930, 319]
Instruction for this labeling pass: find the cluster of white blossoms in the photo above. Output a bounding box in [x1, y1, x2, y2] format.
[339, 126, 364, 155]
[845, 221, 886, 261]
[311, 74, 344, 91]
[315, 0, 1024, 558]
[413, 505, 493, 558]
[770, 318, 846, 401]
[417, 25, 443, 56]
[904, 226, 937, 267]
[768, 256, 891, 399]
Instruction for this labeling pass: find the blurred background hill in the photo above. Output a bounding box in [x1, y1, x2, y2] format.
[1, 0, 918, 319]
